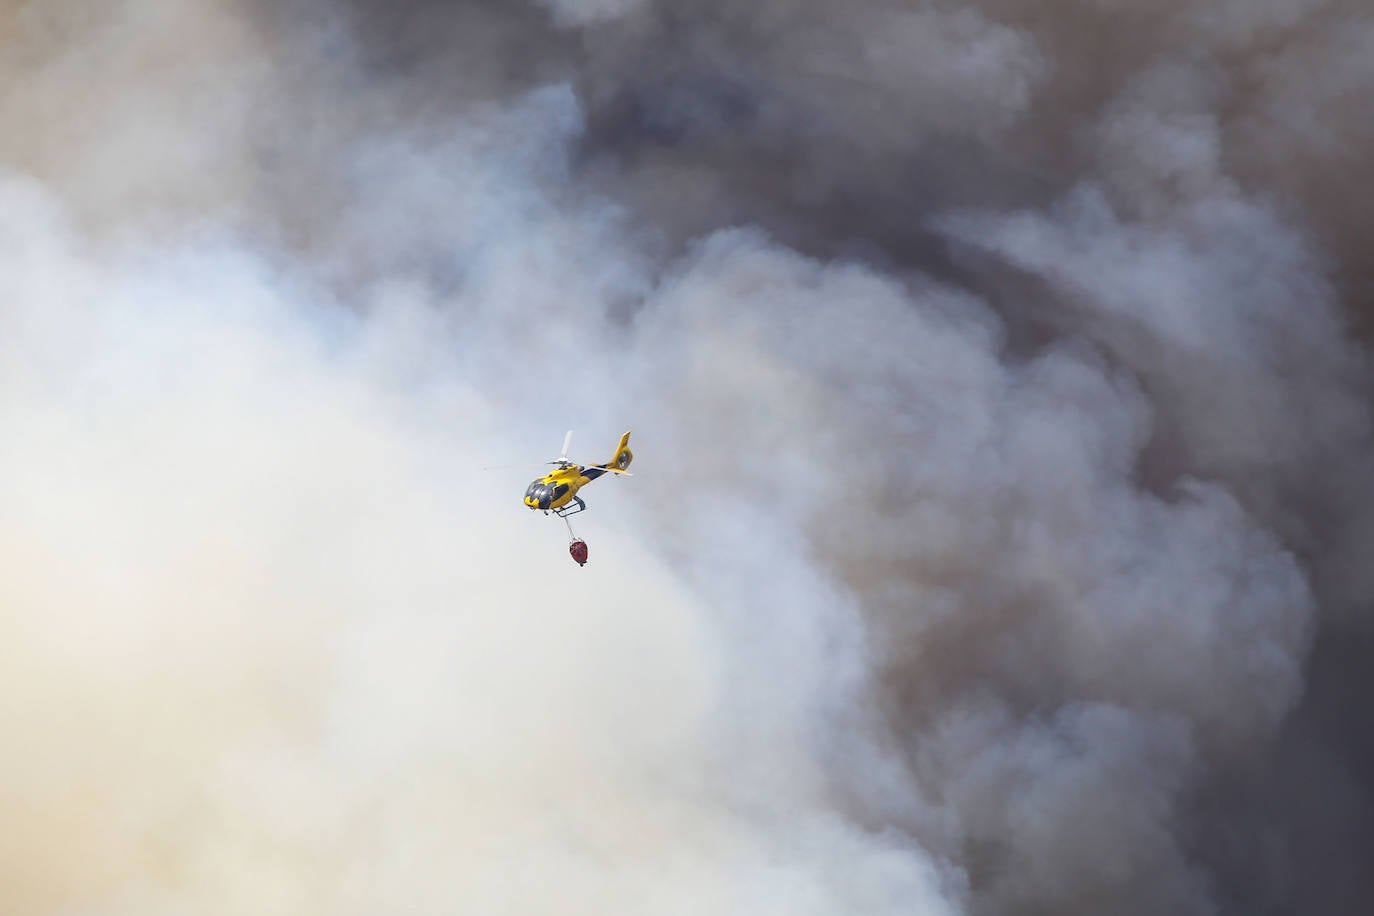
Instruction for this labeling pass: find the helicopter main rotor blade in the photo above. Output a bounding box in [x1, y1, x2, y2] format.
[560, 430, 574, 462]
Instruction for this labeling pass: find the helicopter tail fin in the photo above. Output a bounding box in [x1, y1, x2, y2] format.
[606, 431, 633, 472]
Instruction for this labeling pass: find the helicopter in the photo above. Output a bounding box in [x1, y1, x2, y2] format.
[487, 430, 632, 567]
[520, 430, 633, 516]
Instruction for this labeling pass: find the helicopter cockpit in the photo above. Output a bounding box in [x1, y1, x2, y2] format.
[524, 480, 570, 510]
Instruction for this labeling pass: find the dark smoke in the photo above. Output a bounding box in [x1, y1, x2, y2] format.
[4, 1, 1373, 913]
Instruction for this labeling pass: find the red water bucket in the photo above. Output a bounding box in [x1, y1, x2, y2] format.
[569, 538, 589, 566]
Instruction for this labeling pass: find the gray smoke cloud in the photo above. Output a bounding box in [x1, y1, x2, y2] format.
[3, 1, 1373, 914]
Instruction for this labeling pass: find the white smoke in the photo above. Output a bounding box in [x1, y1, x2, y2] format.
[0, 170, 968, 914]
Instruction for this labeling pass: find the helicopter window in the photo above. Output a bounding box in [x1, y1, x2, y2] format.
[526, 481, 544, 500]
[552, 484, 570, 500]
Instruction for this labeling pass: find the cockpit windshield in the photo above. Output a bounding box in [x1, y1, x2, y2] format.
[526, 477, 573, 510]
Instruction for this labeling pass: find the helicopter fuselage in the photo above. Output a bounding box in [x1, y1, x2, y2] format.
[524, 464, 609, 512]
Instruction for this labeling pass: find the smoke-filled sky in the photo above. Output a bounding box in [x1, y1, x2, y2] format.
[3, 1, 1373, 913]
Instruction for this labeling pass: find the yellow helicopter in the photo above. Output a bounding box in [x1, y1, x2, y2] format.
[519, 430, 633, 517]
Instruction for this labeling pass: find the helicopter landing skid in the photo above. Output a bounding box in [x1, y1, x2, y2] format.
[553, 497, 586, 518]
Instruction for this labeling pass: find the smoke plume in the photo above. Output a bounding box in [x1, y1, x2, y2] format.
[3, 1, 1372, 913]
